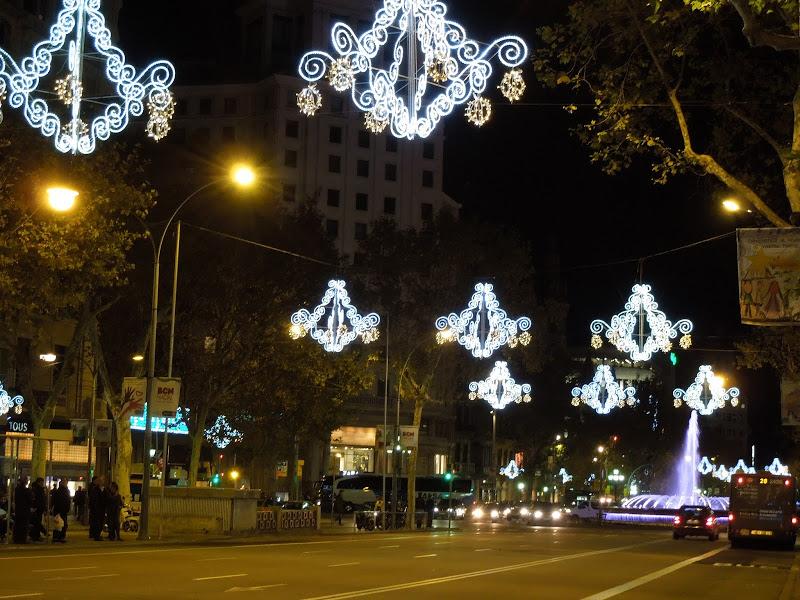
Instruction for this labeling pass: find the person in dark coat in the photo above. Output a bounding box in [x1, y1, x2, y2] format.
[88, 476, 106, 541]
[73, 485, 86, 521]
[334, 491, 345, 525]
[105, 482, 123, 541]
[30, 477, 46, 541]
[425, 496, 435, 528]
[51, 479, 71, 543]
[12, 476, 32, 544]
[0, 487, 8, 540]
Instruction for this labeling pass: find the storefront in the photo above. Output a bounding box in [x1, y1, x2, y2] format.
[328, 426, 376, 474]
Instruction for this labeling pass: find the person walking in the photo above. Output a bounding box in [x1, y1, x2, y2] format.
[105, 482, 123, 541]
[88, 476, 106, 541]
[12, 476, 32, 544]
[73, 485, 86, 522]
[30, 477, 46, 542]
[0, 487, 8, 541]
[51, 479, 71, 543]
[334, 491, 345, 525]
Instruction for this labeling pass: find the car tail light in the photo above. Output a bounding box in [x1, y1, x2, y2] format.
[785, 479, 792, 487]
[737, 477, 744, 485]
[673, 516, 681, 525]
[728, 513, 734, 522]
[706, 517, 714, 527]
[792, 516, 798, 526]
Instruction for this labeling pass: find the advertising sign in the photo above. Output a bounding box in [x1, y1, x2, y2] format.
[71, 419, 89, 445]
[399, 426, 419, 449]
[121, 377, 146, 417]
[150, 378, 181, 417]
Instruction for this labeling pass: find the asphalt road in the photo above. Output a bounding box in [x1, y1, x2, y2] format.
[0, 523, 797, 599]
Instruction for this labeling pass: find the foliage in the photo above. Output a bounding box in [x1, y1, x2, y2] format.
[736, 326, 800, 375]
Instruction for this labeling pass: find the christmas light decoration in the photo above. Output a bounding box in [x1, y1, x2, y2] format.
[0, 383, 24, 416]
[557, 468, 573, 484]
[436, 283, 531, 359]
[291, 280, 380, 353]
[500, 460, 522, 479]
[570, 364, 638, 415]
[297, 0, 528, 139]
[205, 415, 243, 450]
[465, 96, 492, 126]
[130, 404, 189, 435]
[468, 361, 532, 410]
[673, 365, 740, 416]
[765, 458, 790, 476]
[296, 84, 323, 116]
[498, 69, 526, 102]
[730, 459, 755, 476]
[699, 457, 789, 480]
[364, 111, 389, 134]
[590, 284, 693, 362]
[0, 0, 176, 154]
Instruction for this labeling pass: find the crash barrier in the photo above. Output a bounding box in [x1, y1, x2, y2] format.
[352, 511, 431, 531]
[256, 507, 321, 531]
[149, 487, 260, 534]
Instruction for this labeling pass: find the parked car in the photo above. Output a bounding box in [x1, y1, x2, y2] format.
[564, 500, 601, 522]
[281, 500, 313, 510]
[673, 505, 720, 541]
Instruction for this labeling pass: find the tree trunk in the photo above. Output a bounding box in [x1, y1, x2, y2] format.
[30, 427, 48, 481]
[113, 412, 133, 503]
[188, 403, 210, 487]
[783, 159, 800, 215]
[405, 399, 425, 530]
[286, 436, 299, 501]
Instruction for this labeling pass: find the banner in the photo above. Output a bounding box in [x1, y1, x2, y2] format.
[71, 419, 89, 445]
[781, 378, 800, 427]
[737, 228, 800, 325]
[399, 426, 419, 449]
[121, 377, 146, 417]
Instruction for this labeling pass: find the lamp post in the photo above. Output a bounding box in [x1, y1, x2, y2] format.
[138, 164, 257, 540]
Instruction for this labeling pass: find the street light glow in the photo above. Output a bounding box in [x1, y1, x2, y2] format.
[722, 198, 741, 213]
[597, 445, 605, 453]
[231, 164, 256, 187]
[39, 353, 57, 363]
[229, 468, 240, 481]
[46, 187, 78, 212]
[132, 354, 145, 362]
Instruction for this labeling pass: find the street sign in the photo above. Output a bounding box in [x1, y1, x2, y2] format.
[94, 419, 113, 447]
[150, 378, 181, 417]
[399, 426, 419, 449]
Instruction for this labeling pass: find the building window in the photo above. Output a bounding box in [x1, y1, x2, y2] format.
[285, 120, 299, 138]
[283, 183, 296, 202]
[355, 193, 368, 211]
[329, 155, 342, 173]
[422, 170, 434, 188]
[284, 149, 297, 168]
[421, 202, 433, 221]
[286, 89, 296, 108]
[358, 130, 370, 149]
[423, 142, 435, 160]
[193, 128, 210, 144]
[198, 97, 212, 115]
[222, 126, 236, 142]
[357, 160, 369, 178]
[354, 222, 368, 241]
[434, 454, 448, 475]
[384, 196, 396, 215]
[171, 128, 186, 144]
[175, 99, 187, 116]
[386, 137, 398, 153]
[326, 219, 339, 238]
[327, 189, 340, 207]
[224, 97, 238, 115]
[384, 163, 397, 181]
[329, 126, 343, 144]
[331, 97, 344, 114]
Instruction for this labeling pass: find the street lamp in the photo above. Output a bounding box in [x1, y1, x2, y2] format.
[46, 186, 79, 212]
[132, 354, 144, 363]
[722, 198, 741, 213]
[139, 162, 258, 540]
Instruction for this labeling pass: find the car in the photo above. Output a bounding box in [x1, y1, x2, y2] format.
[673, 505, 720, 541]
[564, 500, 601, 522]
[472, 502, 510, 523]
[508, 502, 564, 525]
[280, 500, 313, 511]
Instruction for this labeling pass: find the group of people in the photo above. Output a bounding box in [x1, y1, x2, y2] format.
[7, 474, 124, 544]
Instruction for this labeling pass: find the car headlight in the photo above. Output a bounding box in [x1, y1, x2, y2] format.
[490, 510, 499, 519]
[520, 507, 530, 516]
[503, 508, 512, 516]
[433, 507, 439, 513]
[534, 510, 543, 519]
[473, 508, 484, 519]
[456, 508, 466, 517]
[564, 508, 571, 513]
[551, 510, 562, 520]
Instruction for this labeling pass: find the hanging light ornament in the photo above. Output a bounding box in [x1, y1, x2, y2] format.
[498, 69, 526, 102]
[290, 280, 380, 353]
[468, 361, 532, 411]
[297, 0, 528, 139]
[205, 415, 243, 450]
[436, 283, 531, 359]
[146, 90, 175, 141]
[673, 365, 740, 416]
[0, 383, 24, 416]
[0, 0, 176, 154]
[570, 364, 638, 415]
[465, 96, 492, 127]
[590, 284, 693, 363]
[500, 460, 523, 479]
[364, 110, 389, 134]
[296, 84, 323, 116]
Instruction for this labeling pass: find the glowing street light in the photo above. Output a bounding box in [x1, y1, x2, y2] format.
[597, 445, 605, 454]
[46, 187, 78, 212]
[132, 354, 145, 362]
[229, 468, 241, 483]
[231, 164, 256, 188]
[722, 198, 741, 213]
[39, 353, 57, 363]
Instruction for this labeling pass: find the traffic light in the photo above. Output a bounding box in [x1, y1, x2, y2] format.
[669, 351, 678, 366]
[443, 472, 453, 482]
[211, 473, 221, 487]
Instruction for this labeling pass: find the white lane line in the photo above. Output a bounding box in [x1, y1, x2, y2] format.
[302, 550, 330, 555]
[328, 562, 360, 568]
[378, 545, 400, 549]
[197, 557, 238, 562]
[0, 594, 44, 599]
[226, 584, 287, 592]
[414, 554, 437, 558]
[194, 574, 249, 582]
[44, 574, 119, 582]
[301, 540, 663, 600]
[434, 542, 452, 546]
[580, 546, 727, 600]
[33, 566, 97, 573]
[474, 549, 492, 552]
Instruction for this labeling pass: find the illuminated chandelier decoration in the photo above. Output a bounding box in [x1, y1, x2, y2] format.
[468, 361, 532, 411]
[570, 364, 638, 415]
[0, 383, 24, 417]
[0, 0, 176, 154]
[590, 284, 693, 362]
[290, 280, 380, 353]
[436, 283, 531, 359]
[297, 0, 528, 139]
[205, 415, 243, 450]
[673, 365, 740, 416]
[500, 460, 522, 479]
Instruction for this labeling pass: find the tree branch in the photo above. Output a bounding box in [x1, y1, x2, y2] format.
[728, 0, 800, 51]
[723, 105, 788, 163]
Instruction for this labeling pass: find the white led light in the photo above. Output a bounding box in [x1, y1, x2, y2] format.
[765, 457, 790, 476]
[590, 284, 693, 362]
[436, 283, 531, 359]
[570, 364, 638, 415]
[500, 460, 523, 479]
[468, 361, 532, 410]
[0, 0, 176, 154]
[291, 280, 380, 353]
[205, 415, 243, 450]
[296, 84, 323, 116]
[0, 383, 24, 416]
[297, 0, 528, 139]
[673, 365, 740, 416]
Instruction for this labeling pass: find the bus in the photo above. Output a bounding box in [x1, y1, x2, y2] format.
[315, 474, 474, 511]
[728, 471, 798, 550]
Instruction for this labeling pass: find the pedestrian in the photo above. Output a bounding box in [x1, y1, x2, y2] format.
[88, 476, 106, 541]
[51, 479, 71, 543]
[334, 491, 345, 525]
[12, 476, 32, 544]
[30, 477, 46, 541]
[73, 485, 86, 521]
[0, 487, 9, 541]
[105, 482, 123, 541]
[425, 496, 435, 528]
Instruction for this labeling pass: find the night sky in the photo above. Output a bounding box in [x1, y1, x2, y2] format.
[117, 1, 780, 452]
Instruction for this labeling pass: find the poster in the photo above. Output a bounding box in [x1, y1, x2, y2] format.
[737, 228, 800, 325]
[781, 378, 800, 427]
[71, 419, 89, 445]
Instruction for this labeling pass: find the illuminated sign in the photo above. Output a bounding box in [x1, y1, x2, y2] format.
[129, 403, 188, 435]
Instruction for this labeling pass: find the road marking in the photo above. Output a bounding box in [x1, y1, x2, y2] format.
[194, 574, 249, 582]
[226, 584, 287, 593]
[302, 550, 330, 555]
[33, 566, 97, 573]
[434, 542, 452, 545]
[378, 545, 399, 549]
[44, 574, 119, 582]
[474, 549, 492, 552]
[0, 595, 44, 599]
[300, 540, 663, 600]
[198, 557, 238, 562]
[580, 546, 727, 600]
[414, 554, 437, 558]
[328, 562, 360, 568]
